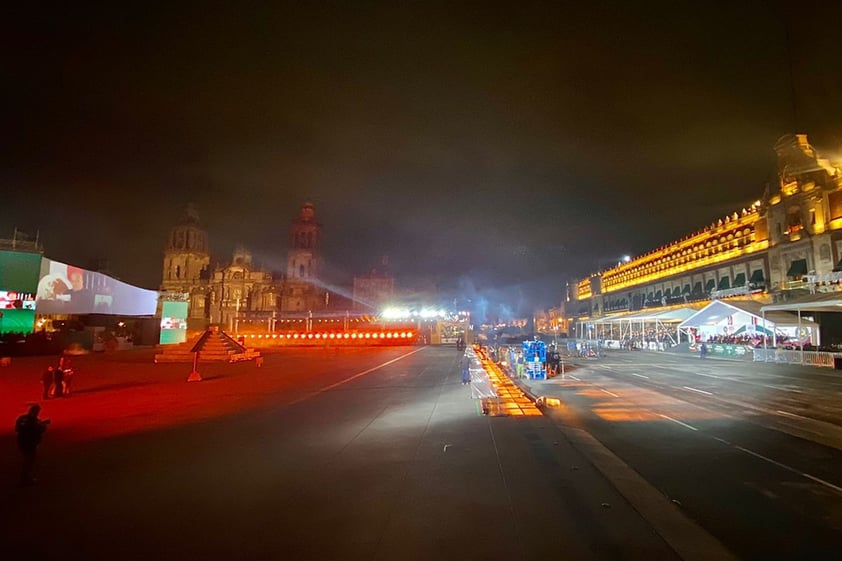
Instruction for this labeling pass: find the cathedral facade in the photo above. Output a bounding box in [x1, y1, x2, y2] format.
[161, 202, 329, 330]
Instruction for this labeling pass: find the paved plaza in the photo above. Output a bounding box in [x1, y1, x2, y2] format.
[1, 347, 687, 561]
[2, 346, 840, 560]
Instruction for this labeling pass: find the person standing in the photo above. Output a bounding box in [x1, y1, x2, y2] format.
[53, 365, 64, 398]
[59, 356, 73, 396]
[15, 405, 50, 485]
[460, 354, 471, 385]
[62, 365, 74, 396]
[41, 366, 54, 400]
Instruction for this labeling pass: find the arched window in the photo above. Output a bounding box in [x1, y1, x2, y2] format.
[299, 264, 306, 278]
[175, 265, 181, 279]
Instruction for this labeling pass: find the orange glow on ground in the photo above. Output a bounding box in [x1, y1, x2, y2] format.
[555, 378, 727, 423]
[475, 348, 542, 417]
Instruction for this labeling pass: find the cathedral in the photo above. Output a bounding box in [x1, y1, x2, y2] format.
[161, 201, 330, 330]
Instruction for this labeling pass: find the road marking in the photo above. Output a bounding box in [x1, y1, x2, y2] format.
[682, 386, 713, 396]
[601, 389, 619, 398]
[693, 372, 807, 394]
[769, 386, 803, 393]
[630, 373, 649, 379]
[712, 436, 731, 445]
[734, 445, 842, 495]
[776, 410, 811, 421]
[802, 473, 842, 494]
[658, 414, 698, 431]
[290, 347, 428, 404]
[567, 374, 581, 381]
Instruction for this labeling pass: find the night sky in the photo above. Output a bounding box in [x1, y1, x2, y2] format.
[3, 1, 842, 317]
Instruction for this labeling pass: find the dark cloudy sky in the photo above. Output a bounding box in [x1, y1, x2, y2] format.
[3, 1, 841, 313]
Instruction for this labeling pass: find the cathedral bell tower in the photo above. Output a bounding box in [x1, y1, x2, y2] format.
[161, 203, 210, 291]
[286, 201, 321, 281]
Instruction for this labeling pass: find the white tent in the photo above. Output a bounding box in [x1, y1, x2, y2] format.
[678, 299, 814, 346]
[581, 307, 698, 345]
[760, 292, 842, 314]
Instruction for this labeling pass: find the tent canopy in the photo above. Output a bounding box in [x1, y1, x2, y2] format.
[761, 292, 842, 314]
[733, 324, 773, 336]
[589, 307, 697, 325]
[678, 299, 811, 330]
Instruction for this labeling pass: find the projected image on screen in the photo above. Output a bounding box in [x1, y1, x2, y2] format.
[36, 259, 159, 316]
[0, 291, 36, 310]
[160, 301, 188, 344]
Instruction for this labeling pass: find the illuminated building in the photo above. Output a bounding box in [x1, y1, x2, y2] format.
[352, 262, 395, 311]
[160, 203, 211, 316]
[566, 134, 842, 334]
[161, 201, 330, 330]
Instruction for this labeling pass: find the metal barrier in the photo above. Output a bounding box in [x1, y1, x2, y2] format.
[752, 348, 842, 368]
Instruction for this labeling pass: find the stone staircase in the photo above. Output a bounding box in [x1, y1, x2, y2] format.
[154, 327, 261, 363]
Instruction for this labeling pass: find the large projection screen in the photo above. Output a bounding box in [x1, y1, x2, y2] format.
[36, 259, 159, 316]
[0, 250, 41, 334]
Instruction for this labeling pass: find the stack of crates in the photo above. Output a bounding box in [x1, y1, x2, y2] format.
[522, 340, 546, 380]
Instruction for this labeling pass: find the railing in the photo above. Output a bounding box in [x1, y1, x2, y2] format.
[710, 285, 748, 299]
[782, 279, 808, 291]
[804, 272, 842, 285]
[0, 239, 43, 253]
[803, 272, 842, 294]
[752, 348, 842, 368]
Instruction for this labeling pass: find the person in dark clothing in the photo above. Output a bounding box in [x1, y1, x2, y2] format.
[53, 367, 64, 398]
[41, 366, 54, 400]
[460, 354, 471, 385]
[62, 366, 73, 396]
[547, 348, 561, 376]
[15, 405, 50, 485]
[58, 356, 73, 396]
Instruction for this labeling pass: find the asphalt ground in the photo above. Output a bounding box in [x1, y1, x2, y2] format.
[1, 346, 686, 561]
[523, 351, 842, 561]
